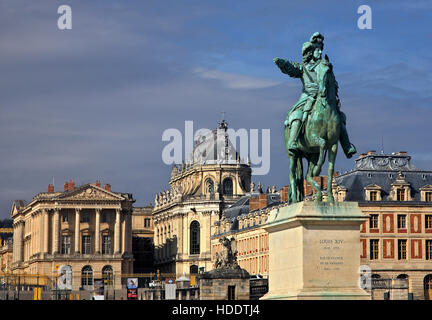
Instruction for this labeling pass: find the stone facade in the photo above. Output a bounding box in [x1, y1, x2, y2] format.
[132, 205, 154, 273]
[152, 120, 251, 276]
[211, 151, 432, 300]
[9, 180, 135, 290]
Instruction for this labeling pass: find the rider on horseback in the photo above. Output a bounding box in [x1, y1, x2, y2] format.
[274, 32, 356, 159]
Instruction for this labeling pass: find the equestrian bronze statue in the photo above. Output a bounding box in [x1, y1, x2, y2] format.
[274, 32, 356, 202]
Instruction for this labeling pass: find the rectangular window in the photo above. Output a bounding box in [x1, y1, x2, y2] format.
[426, 215, 432, 229]
[61, 236, 71, 254]
[426, 192, 432, 202]
[62, 212, 69, 223]
[397, 215, 406, 229]
[81, 212, 90, 223]
[144, 218, 151, 228]
[370, 191, 378, 201]
[102, 236, 111, 255]
[426, 240, 432, 260]
[397, 189, 405, 201]
[398, 240, 407, 260]
[82, 235, 91, 254]
[102, 211, 110, 223]
[370, 239, 379, 260]
[369, 215, 379, 229]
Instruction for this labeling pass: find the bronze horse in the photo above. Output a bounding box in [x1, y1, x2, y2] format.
[284, 57, 340, 203]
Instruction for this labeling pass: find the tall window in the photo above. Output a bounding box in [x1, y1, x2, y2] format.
[144, 218, 151, 228]
[81, 211, 90, 223]
[370, 191, 378, 201]
[102, 211, 110, 223]
[102, 236, 111, 255]
[426, 216, 432, 230]
[398, 240, 407, 260]
[426, 192, 432, 202]
[370, 239, 379, 260]
[102, 265, 113, 287]
[190, 221, 200, 255]
[223, 178, 233, 196]
[81, 266, 93, 287]
[206, 179, 214, 194]
[369, 215, 379, 229]
[62, 212, 69, 223]
[82, 235, 91, 254]
[61, 236, 71, 254]
[426, 240, 432, 260]
[398, 215, 407, 229]
[397, 189, 405, 201]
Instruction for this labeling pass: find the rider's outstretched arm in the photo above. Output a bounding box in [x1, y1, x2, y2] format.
[273, 58, 302, 78]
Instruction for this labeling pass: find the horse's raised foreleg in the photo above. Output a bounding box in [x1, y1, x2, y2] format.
[311, 135, 326, 177]
[306, 155, 322, 201]
[326, 143, 338, 202]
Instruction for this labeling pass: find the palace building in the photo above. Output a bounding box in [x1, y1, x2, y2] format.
[211, 151, 432, 300]
[152, 120, 252, 276]
[9, 180, 135, 290]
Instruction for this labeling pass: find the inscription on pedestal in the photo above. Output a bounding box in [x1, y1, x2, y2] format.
[319, 239, 344, 271]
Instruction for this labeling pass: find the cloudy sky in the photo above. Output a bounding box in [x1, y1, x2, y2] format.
[0, 0, 431, 218]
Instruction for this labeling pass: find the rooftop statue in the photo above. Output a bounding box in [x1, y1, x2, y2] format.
[273, 32, 356, 202]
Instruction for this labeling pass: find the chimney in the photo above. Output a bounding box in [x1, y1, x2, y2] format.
[104, 184, 111, 192]
[249, 196, 260, 212]
[358, 153, 367, 159]
[68, 179, 75, 191]
[258, 194, 267, 209]
[47, 184, 54, 193]
[95, 180, 101, 187]
[64, 181, 69, 191]
[280, 186, 289, 202]
[396, 151, 407, 156]
[367, 150, 376, 156]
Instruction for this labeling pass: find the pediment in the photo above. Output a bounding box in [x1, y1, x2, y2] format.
[58, 185, 124, 201]
[364, 184, 382, 190]
[420, 184, 432, 191]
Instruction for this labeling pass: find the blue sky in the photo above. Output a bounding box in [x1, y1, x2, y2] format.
[0, 0, 431, 218]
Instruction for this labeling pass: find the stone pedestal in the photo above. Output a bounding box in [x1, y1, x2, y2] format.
[199, 268, 250, 300]
[261, 201, 370, 300]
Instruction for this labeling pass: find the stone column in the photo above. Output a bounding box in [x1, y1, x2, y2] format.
[18, 222, 24, 262]
[114, 209, 121, 254]
[43, 209, 49, 254]
[95, 208, 101, 254]
[121, 213, 126, 254]
[52, 209, 60, 254]
[74, 208, 81, 254]
[127, 212, 132, 253]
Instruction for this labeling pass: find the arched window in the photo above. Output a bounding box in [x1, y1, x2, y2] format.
[190, 265, 199, 274]
[190, 221, 200, 255]
[81, 265, 93, 288]
[424, 274, 432, 300]
[206, 179, 214, 194]
[102, 265, 113, 287]
[223, 178, 233, 196]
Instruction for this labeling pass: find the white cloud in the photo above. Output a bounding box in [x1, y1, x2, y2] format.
[193, 67, 281, 89]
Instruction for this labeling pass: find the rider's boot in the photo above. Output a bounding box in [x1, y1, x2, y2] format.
[340, 123, 356, 158]
[288, 120, 301, 155]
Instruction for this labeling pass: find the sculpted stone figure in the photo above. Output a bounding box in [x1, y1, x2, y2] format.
[215, 236, 240, 270]
[273, 32, 357, 202]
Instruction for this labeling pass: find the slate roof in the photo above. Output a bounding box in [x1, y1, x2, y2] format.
[335, 152, 432, 203]
[219, 192, 282, 233]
